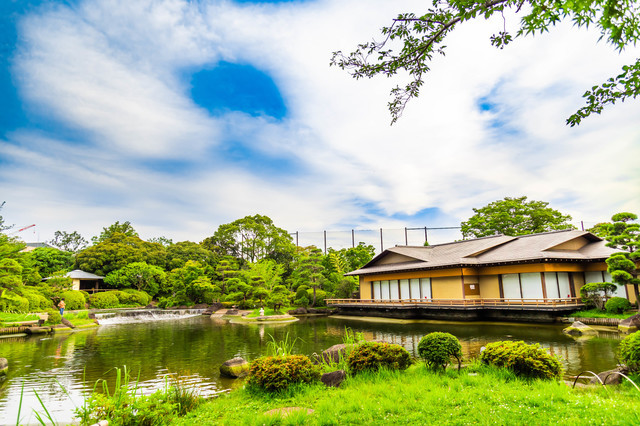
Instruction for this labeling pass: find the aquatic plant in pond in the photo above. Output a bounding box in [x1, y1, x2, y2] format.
[75, 366, 203, 425]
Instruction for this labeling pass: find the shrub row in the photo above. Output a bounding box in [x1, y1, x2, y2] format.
[347, 341, 412, 374]
[480, 340, 563, 380]
[88, 290, 150, 309]
[248, 355, 321, 392]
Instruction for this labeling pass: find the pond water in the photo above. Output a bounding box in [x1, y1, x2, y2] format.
[0, 314, 624, 425]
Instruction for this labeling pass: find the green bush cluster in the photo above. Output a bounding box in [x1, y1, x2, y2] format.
[347, 341, 412, 374]
[120, 289, 150, 306]
[89, 292, 120, 309]
[418, 332, 463, 370]
[605, 297, 631, 314]
[18, 288, 51, 311]
[480, 341, 563, 380]
[62, 290, 87, 310]
[0, 292, 29, 313]
[115, 290, 149, 306]
[619, 332, 640, 372]
[248, 355, 321, 392]
[45, 309, 62, 325]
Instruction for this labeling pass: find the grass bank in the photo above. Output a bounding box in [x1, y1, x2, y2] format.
[62, 310, 95, 327]
[172, 364, 640, 425]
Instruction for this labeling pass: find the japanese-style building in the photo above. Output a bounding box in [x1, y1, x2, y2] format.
[328, 229, 634, 322]
[65, 269, 104, 293]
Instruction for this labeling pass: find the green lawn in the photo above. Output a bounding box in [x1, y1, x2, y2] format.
[0, 312, 39, 323]
[570, 309, 636, 319]
[171, 364, 640, 425]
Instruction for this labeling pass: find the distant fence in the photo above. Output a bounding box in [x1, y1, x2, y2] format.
[287, 220, 603, 254]
[288, 226, 462, 254]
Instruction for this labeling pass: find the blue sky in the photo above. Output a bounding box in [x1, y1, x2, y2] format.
[0, 0, 638, 247]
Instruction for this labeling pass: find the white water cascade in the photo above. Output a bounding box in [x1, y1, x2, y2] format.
[95, 309, 207, 325]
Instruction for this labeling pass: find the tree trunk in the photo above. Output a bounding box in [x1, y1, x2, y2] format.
[634, 284, 640, 313]
[312, 285, 317, 307]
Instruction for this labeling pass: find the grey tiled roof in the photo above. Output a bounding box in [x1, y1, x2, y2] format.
[65, 269, 104, 279]
[345, 230, 617, 276]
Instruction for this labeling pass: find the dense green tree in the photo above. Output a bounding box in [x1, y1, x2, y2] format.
[460, 196, 573, 239]
[166, 261, 217, 305]
[331, 0, 640, 126]
[267, 284, 289, 312]
[0, 258, 22, 291]
[343, 243, 376, 271]
[242, 259, 284, 291]
[292, 247, 325, 307]
[75, 232, 166, 276]
[31, 247, 74, 277]
[49, 230, 88, 252]
[202, 214, 294, 263]
[252, 286, 270, 307]
[104, 262, 166, 297]
[92, 221, 139, 244]
[225, 277, 253, 305]
[165, 241, 217, 270]
[214, 259, 239, 296]
[602, 212, 640, 310]
[148, 236, 173, 247]
[0, 234, 41, 285]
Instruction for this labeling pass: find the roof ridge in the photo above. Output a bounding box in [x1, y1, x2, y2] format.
[512, 228, 578, 238]
[394, 234, 510, 249]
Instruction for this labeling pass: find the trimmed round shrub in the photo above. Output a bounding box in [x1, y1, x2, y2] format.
[79, 290, 90, 302]
[61, 290, 86, 310]
[89, 291, 120, 309]
[605, 297, 631, 314]
[620, 332, 640, 372]
[45, 308, 62, 325]
[123, 289, 151, 306]
[248, 355, 321, 392]
[418, 332, 463, 370]
[480, 340, 563, 380]
[347, 341, 412, 374]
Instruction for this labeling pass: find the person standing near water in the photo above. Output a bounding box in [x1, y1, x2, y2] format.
[58, 299, 66, 316]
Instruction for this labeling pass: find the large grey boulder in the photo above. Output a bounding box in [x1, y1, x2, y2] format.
[321, 370, 346, 387]
[619, 314, 640, 334]
[589, 366, 630, 385]
[563, 321, 597, 336]
[220, 357, 250, 378]
[314, 343, 355, 365]
[0, 358, 7, 376]
[288, 307, 308, 315]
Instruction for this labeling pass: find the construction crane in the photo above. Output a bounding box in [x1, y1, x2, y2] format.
[8, 224, 36, 235]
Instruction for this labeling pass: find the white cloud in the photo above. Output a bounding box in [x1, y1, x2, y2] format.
[2, 0, 639, 247]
